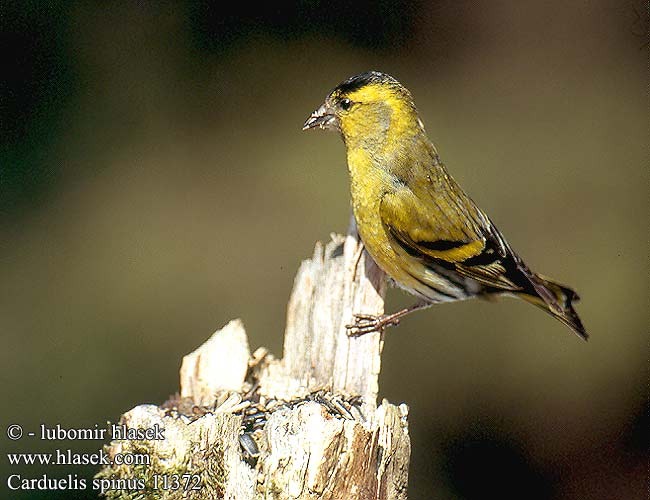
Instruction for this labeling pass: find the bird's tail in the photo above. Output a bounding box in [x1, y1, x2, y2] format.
[517, 273, 588, 341]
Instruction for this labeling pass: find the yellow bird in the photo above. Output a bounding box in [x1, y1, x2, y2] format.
[303, 71, 587, 340]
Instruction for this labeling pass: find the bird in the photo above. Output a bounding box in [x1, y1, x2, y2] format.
[303, 71, 587, 340]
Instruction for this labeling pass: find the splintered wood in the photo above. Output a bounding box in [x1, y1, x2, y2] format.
[99, 224, 411, 499]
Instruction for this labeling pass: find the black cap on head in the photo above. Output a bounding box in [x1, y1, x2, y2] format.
[334, 71, 399, 95]
[331, 71, 414, 109]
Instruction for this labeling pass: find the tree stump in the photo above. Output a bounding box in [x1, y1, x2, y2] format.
[97, 221, 411, 499]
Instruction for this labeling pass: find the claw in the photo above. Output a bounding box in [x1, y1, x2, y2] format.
[352, 313, 377, 320]
[346, 313, 401, 337]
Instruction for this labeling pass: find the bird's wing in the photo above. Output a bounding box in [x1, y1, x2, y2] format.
[379, 185, 522, 291]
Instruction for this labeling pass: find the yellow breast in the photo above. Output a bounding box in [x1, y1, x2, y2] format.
[346, 148, 426, 296]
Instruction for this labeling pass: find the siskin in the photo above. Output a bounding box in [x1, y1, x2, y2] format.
[303, 71, 587, 340]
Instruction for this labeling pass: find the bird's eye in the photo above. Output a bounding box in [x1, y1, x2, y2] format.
[339, 98, 352, 111]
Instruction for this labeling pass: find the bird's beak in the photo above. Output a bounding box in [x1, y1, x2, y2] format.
[302, 103, 338, 131]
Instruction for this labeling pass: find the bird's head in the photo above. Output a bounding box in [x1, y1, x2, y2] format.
[303, 71, 423, 149]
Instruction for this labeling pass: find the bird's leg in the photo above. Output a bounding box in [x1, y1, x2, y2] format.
[346, 300, 431, 337]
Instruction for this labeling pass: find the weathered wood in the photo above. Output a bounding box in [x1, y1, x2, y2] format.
[98, 222, 411, 499]
[258, 218, 387, 407]
[180, 319, 251, 406]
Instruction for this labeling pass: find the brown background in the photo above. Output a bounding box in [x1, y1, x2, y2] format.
[2, 1, 647, 498]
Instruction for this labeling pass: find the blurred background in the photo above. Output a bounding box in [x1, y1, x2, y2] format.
[1, 1, 647, 498]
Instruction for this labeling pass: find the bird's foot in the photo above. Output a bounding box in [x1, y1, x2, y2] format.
[346, 313, 400, 337]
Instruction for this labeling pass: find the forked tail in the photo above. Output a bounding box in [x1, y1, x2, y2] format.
[518, 274, 588, 340]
